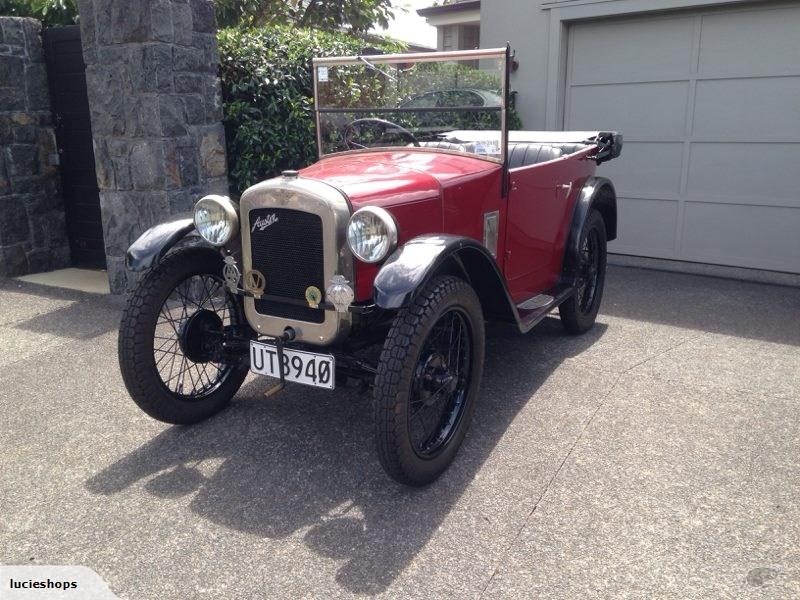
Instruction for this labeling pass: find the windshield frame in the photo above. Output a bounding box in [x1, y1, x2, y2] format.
[311, 46, 510, 165]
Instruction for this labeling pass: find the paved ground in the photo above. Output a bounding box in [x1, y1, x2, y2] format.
[1, 266, 798, 599]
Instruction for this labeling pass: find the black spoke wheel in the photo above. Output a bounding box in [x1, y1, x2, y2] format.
[409, 309, 472, 457]
[119, 246, 250, 424]
[559, 209, 607, 334]
[374, 276, 485, 486]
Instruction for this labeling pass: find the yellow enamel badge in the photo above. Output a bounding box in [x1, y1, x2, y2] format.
[305, 286, 322, 309]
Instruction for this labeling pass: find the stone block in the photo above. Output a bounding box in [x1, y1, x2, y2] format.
[37, 129, 59, 176]
[168, 189, 193, 215]
[1, 19, 25, 47]
[152, 0, 174, 43]
[6, 144, 38, 177]
[124, 96, 162, 137]
[0, 196, 31, 245]
[105, 255, 130, 294]
[9, 176, 40, 195]
[86, 65, 125, 136]
[178, 145, 199, 187]
[183, 94, 205, 125]
[92, 139, 115, 189]
[191, 33, 218, 73]
[20, 19, 43, 63]
[204, 76, 223, 121]
[0, 243, 28, 276]
[174, 73, 203, 94]
[76, 0, 97, 64]
[100, 190, 169, 257]
[158, 95, 187, 137]
[130, 43, 174, 93]
[0, 87, 24, 110]
[172, 2, 194, 46]
[198, 124, 226, 179]
[25, 63, 51, 110]
[130, 141, 166, 190]
[173, 45, 201, 72]
[111, 0, 152, 43]
[13, 125, 36, 144]
[190, 0, 216, 33]
[0, 55, 24, 85]
[0, 152, 8, 196]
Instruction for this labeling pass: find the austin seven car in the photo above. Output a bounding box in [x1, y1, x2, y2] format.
[119, 47, 622, 485]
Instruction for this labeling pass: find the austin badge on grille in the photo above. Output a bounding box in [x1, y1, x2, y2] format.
[326, 275, 354, 313]
[223, 256, 241, 291]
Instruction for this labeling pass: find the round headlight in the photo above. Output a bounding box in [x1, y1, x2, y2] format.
[347, 206, 398, 263]
[194, 195, 239, 246]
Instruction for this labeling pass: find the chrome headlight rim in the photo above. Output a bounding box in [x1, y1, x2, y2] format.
[347, 206, 398, 264]
[193, 195, 239, 247]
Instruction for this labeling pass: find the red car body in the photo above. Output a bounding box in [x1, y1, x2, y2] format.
[300, 144, 598, 305]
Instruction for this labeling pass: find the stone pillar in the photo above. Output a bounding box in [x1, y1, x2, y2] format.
[77, 0, 228, 293]
[0, 17, 69, 276]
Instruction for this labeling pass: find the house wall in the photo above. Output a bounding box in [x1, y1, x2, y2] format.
[480, 0, 754, 130]
[0, 17, 69, 276]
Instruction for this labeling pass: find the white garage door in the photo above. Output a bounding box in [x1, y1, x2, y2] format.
[564, 3, 800, 273]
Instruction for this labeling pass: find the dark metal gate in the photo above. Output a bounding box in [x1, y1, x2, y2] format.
[42, 25, 106, 269]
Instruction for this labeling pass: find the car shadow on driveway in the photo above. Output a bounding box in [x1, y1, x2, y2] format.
[85, 319, 607, 594]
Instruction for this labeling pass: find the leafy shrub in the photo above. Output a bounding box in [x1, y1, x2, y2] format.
[218, 26, 402, 195]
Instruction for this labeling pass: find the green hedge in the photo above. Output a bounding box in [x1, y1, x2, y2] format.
[218, 26, 523, 196]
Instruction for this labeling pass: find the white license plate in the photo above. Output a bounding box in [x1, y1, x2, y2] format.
[250, 341, 335, 389]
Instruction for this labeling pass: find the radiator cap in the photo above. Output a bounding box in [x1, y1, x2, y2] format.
[282, 170, 299, 179]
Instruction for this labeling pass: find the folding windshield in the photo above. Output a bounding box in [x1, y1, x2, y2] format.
[312, 48, 509, 163]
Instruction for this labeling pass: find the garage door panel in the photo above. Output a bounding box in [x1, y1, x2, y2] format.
[687, 143, 800, 207]
[570, 16, 694, 85]
[567, 5, 800, 274]
[568, 82, 688, 139]
[693, 77, 800, 140]
[598, 142, 683, 197]
[699, 6, 800, 77]
[682, 202, 800, 271]
[610, 197, 678, 256]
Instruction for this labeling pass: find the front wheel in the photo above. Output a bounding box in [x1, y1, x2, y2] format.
[118, 246, 249, 424]
[559, 209, 607, 334]
[374, 276, 485, 486]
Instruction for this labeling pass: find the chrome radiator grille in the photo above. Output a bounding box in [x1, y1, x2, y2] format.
[249, 207, 325, 324]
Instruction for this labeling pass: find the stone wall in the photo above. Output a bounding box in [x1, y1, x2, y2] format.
[0, 17, 69, 276]
[77, 0, 228, 293]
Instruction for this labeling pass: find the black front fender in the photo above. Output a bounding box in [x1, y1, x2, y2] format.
[126, 218, 196, 272]
[374, 235, 515, 323]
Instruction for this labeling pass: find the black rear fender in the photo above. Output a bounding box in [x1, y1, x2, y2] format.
[562, 177, 617, 281]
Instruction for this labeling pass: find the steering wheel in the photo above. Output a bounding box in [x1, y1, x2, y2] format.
[343, 118, 420, 149]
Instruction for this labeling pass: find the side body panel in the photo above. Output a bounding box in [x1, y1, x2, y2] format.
[504, 148, 596, 302]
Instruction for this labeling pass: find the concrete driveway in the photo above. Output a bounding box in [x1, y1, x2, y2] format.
[1, 266, 798, 599]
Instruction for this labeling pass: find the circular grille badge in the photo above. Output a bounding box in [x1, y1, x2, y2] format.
[223, 256, 241, 289]
[244, 269, 266, 297]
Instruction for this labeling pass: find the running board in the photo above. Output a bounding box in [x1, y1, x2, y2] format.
[514, 286, 575, 333]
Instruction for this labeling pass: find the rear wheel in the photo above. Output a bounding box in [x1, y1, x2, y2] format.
[118, 246, 249, 424]
[374, 276, 485, 486]
[559, 209, 607, 334]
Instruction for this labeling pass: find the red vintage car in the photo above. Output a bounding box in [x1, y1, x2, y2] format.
[119, 48, 622, 485]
